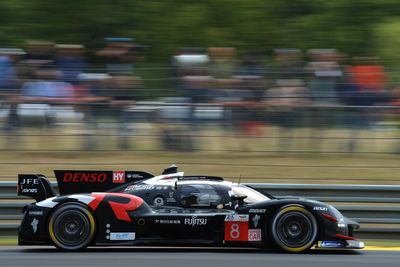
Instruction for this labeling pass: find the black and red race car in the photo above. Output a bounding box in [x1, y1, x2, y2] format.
[17, 166, 364, 252]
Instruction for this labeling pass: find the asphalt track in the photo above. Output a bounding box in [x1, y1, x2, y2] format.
[0, 246, 399, 267]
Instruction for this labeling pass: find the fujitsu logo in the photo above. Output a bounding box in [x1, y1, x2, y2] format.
[63, 173, 107, 183]
[113, 171, 125, 183]
[184, 216, 207, 226]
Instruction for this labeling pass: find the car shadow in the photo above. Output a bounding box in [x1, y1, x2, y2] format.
[19, 246, 363, 255]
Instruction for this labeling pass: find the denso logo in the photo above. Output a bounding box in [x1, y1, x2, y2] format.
[63, 173, 107, 183]
[113, 171, 125, 183]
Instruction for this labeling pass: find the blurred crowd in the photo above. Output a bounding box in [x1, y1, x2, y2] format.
[171, 47, 399, 151]
[0, 41, 399, 152]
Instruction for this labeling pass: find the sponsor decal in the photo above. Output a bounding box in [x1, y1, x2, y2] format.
[249, 208, 266, 213]
[62, 172, 107, 183]
[153, 197, 165, 206]
[113, 171, 125, 183]
[31, 218, 38, 233]
[248, 229, 262, 241]
[124, 184, 155, 191]
[22, 188, 38, 193]
[224, 220, 249, 241]
[126, 173, 146, 179]
[319, 241, 345, 248]
[313, 207, 328, 211]
[184, 216, 208, 226]
[166, 191, 176, 203]
[109, 232, 136, 241]
[88, 193, 144, 222]
[252, 214, 260, 228]
[28, 211, 43, 216]
[155, 219, 181, 225]
[224, 214, 249, 222]
[20, 178, 39, 185]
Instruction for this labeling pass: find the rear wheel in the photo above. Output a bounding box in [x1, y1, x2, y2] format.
[271, 205, 318, 253]
[48, 203, 96, 251]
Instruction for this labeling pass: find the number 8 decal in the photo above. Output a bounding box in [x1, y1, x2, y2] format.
[230, 223, 240, 239]
[224, 215, 249, 241]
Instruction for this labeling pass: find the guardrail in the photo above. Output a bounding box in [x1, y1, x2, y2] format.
[1, 182, 400, 239]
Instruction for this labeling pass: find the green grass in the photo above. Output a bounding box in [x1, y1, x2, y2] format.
[0, 125, 399, 184]
[0, 237, 17, 246]
[1, 150, 400, 184]
[364, 239, 400, 247]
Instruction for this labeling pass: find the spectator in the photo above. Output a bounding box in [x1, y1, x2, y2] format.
[56, 44, 86, 84]
[347, 57, 389, 106]
[25, 40, 55, 61]
[0, 49, 19, 92]
[306, 49, 343, 151]
[21, 67, 74, 99]
[0, 48, 25, 130]
[108, 75, 139, 149]
[97, 37, 136, 75]
[263, 79, 311, 151]
[306, 49, 342, 105]
[272, 49, 305, 80]
[208, 47, 237, 78]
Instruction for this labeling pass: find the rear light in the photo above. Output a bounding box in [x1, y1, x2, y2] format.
[322, 213, 338, 223]
[336, 234, 355, 240]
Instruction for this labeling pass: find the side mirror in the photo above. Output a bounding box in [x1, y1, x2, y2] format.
[231, 194, 247, 208]
[231, 194, 247, 202]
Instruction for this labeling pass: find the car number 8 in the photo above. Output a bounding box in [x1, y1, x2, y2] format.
[230, 223, 240, 239]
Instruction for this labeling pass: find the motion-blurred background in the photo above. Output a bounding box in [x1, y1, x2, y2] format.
[0, 0, 399, 184]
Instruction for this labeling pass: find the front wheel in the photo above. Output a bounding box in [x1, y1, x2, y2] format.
[271, 205, 318, 253]
[48, 203, 96, 251]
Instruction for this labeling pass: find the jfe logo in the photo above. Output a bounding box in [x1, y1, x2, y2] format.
[113, 171, 125, 183]
[20, 179, 39, 185]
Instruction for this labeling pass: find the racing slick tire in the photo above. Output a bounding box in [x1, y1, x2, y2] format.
[271, 205, 318, 253]
[48, 203, 96, 251]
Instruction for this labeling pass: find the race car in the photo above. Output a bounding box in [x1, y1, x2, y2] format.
[17, 165, 364, 252]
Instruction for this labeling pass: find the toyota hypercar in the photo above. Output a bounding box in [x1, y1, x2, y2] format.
[17, 166, 364, 252]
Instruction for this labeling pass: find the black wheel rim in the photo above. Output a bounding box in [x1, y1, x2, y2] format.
[276, 211, 313, 248]
[53, 210, 90, 247]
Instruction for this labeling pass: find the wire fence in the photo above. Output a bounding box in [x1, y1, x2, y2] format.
[0, 62, 399, 183]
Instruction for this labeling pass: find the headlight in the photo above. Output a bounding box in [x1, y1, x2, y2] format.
[328, 205, 345, 223]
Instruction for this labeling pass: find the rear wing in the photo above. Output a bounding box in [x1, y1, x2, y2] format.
[54, 170, 154, 195]
[17, 174, 55, 202]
